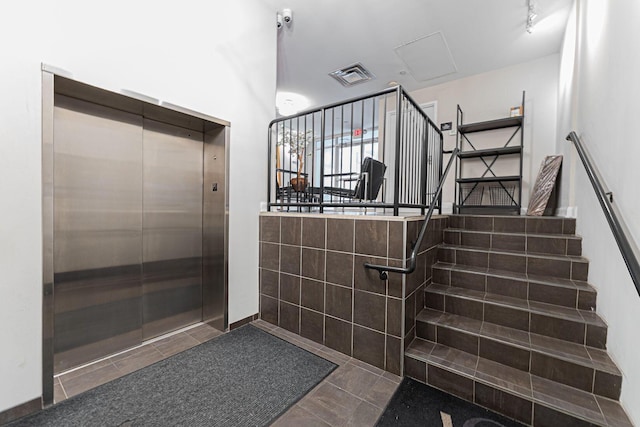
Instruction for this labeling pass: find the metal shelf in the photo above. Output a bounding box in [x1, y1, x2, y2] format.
[458, 146, 521, 159]
[456, 175, 521, 184]
[458, 116, 522, 134]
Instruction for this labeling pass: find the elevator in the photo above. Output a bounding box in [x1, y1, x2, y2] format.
[42, 73, 229, 389]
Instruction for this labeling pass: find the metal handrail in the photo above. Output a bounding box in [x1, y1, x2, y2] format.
[566, 131, 640, 296]
[364, 148, 459, 280]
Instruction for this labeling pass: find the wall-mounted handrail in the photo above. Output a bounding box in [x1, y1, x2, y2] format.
[566, 131, 640, 297]
[364, 148, 459, 280]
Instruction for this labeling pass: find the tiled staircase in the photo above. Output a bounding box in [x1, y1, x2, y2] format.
[404, 215, 633, 426]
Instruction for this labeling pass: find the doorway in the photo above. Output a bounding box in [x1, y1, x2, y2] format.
[42, 71, 229, 404]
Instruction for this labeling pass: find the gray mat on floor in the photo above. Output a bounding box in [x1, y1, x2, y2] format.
[376, 377, 524, 426]
[12, 325, 336, 427]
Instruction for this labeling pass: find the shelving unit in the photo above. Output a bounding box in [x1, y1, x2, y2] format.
[455, 91, 524, 215]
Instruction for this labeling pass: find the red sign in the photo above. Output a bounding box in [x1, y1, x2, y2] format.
[353, 128, 363, 137]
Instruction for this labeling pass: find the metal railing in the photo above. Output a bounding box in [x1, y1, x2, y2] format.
[268, 86, 443, 215]
[566, 131, 640, 296]
[364, 148, 458, 279]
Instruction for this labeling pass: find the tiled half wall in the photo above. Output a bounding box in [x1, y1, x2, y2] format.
[259, 213, 447, 375]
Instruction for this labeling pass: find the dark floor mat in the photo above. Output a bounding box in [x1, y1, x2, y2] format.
[11, 325, 336, 427]
[376, 377, 525, 426]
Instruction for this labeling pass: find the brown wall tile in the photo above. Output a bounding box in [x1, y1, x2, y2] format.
[486, 275, 528, 299]
[533, 404, 595, 427]
[388, 221, 404, 260]
[527, 257, 571, 279]
[355, 220, 388, 257]
[451, 269, 485, 292]
[461, 231, 491, 249]
[302, 248, 326, 281]
[301, 278, 324, 312]
[437, 327, 478, 355]
[493, 217, 525, 233]
[279, 301, 300, 334]
[475, 383, 532, 425]
[465, 216, 493, 231]
[479, 338, 529, 371]
[325, 316, 352, 356]
[302, 217, 326, 249]
[326, 284, 352, 321]
[594, 371, 622, 400]
[327, 218, 354, 252]
[280, 245, 301, 275]
[528, 236, 567, 255]
[563, 219, 577, 235]
[484, 304, 529, 331]
[281, 216, 302, 245]
[491, 234, 525, 252]
[489, 252, 526, 273]
[260, 268, 279, 298]
[260, 295, 278, 325]
[354, 255, 387, 295]
[530, 314, 584, 344]
[353, 290, 386, 332]
[586, 324, 607, 349]
[425, 291, 445, 311]
[386, 297, 403, 338]
[457, 249, 489, 268]
[531, 352, 594, 392]
[280, 273, 300, 305]
[433, 267, 450, 285]
[577, 290, 596, 311]
[428, 365, 474, 401]
[567, 238, 582, 256]
[353, 325, 385, 370]
[446, 295, 484, 321]
[438, 247, 455, 263]
[572, 261, 589, 281]
[260, 216, 280, 243]
[300, 308, 324, 344]
[386, 336, 401, 375]
[404, 356, 426, 383]
[526, 218, 563, 234]
[326, 251, 354, 287]
[260, 242, 280, 271]
[529, 283, 576, 307]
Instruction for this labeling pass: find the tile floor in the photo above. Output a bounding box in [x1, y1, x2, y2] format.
[53, 319, 401, 426]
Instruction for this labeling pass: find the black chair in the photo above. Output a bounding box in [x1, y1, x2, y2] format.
[312, 157, 387, 201]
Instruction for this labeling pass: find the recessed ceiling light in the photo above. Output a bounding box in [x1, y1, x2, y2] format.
[276, 91, 311, 116]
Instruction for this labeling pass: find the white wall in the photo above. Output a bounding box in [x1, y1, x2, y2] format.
[556, 1, 640, 423]
[409, 55, 560, 212]
[0, 0, 276, 413]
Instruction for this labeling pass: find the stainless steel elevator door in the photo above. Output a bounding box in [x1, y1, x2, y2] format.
[53, 95, 143, 372]
[142, 119, 204, 339]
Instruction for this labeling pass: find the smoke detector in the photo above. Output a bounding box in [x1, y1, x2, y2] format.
[329, 63, 375, 87]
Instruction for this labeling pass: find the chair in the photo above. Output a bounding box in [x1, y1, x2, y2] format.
[314, 157, 387, 201]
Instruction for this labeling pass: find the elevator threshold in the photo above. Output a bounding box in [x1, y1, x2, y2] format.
[53, 321, 222, 383]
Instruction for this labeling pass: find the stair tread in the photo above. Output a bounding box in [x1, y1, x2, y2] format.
[439, 243, 589, 263]
[433, 261, 595, 292]
[406, 338, 631, 426]
[426, 283, 606, 327]
[416, 308, 619, 374]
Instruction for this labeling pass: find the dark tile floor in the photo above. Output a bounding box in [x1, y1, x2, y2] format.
[53, 319, 401, 426]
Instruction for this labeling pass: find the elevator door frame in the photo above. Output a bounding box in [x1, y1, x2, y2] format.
[41, 67, 230, 406]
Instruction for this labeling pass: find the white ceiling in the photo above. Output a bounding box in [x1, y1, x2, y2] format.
[267, 0, 573, 113]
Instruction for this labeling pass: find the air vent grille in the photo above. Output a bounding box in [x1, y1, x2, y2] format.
[329, 63, 375, 87]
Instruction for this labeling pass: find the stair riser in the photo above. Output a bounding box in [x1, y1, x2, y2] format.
[449, 215, 576, 236]
[438, 246, 589, 281]
[415, 321, 621, 399]
[404, 356, 603, 426]
[433, 265, 597, 311]
[444, 230, 582, 256]
[424, 292, 607, 349]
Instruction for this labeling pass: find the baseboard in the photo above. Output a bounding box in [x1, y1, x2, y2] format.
[230, 313, 258, 330]
[555, 206, 578, 218]
[0, 397, 41, 425]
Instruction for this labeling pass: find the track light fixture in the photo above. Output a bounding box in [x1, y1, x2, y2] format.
[526, 0, 537, 34]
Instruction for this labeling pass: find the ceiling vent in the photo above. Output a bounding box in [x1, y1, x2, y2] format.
[329, 63, 375, 87]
